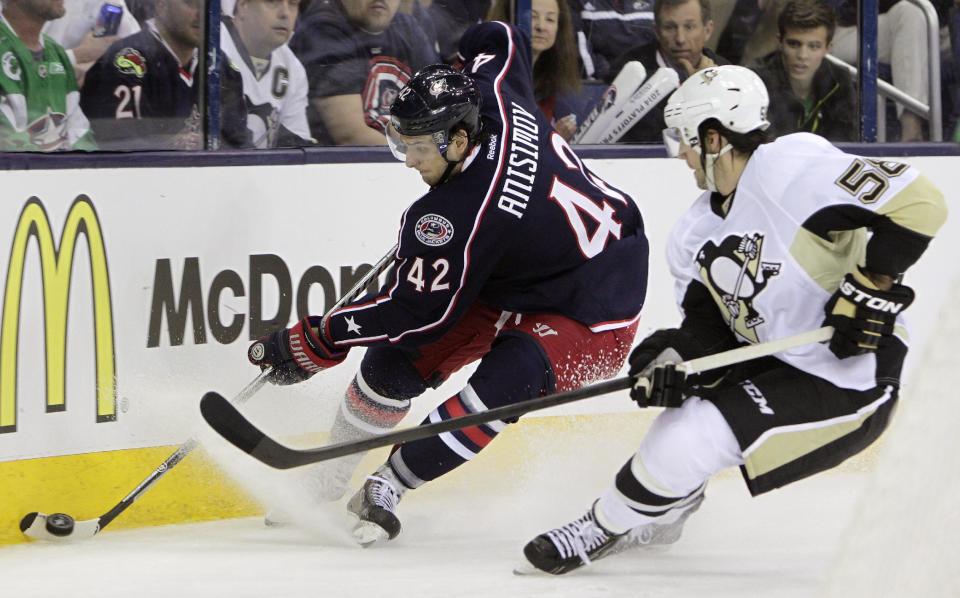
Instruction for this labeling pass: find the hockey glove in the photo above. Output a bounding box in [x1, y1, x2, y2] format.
[628, 329, 704, 408]
[823, 269, 914, 359]
[248, 316, 348, 385]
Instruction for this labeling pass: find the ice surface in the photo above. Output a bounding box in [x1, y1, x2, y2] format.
[1, 469, 869, 598]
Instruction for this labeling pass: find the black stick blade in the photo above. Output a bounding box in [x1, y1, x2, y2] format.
[200, 391, 267, 455]
[200, 391, 309, 469]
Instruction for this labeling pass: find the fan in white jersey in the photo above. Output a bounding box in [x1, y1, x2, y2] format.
[221, 0, 312, 148]
[522, 65, 949, 575]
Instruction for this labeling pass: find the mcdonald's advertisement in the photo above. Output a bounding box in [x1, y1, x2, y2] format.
[0, 156, 956, 464]
[0, 163, 427, 463]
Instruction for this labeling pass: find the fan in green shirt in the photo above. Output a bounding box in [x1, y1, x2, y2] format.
[0, 0, 95, 151]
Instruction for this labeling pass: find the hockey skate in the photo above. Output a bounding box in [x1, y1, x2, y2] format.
[346, 467, 405, 547]
[522, 502, 624, 575]
[615, 492, 704, 552]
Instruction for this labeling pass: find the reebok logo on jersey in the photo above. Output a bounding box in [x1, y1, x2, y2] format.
[415, 214, 454, 246]
[839, 281, 907, 313]
[740, 380, 774, 415]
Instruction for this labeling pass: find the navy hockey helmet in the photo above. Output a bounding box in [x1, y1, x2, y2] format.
[389, 64, 481, 147]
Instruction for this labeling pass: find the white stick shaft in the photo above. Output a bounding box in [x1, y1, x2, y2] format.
[682, 326, 834, 375]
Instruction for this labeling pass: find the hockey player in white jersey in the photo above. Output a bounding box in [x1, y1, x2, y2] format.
[221, 0, 312, 147]
[523, 65, 948, 575]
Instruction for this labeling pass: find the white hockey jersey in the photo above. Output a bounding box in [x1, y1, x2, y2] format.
[220, 19, 311, 148]
[667, 133, 946, 391]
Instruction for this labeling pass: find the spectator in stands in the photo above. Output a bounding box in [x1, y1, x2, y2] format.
[425, 0, 487, 63]
[289, 0, 438, 145]
[608, 0, 728, 143]
[80, 0, 252, 149]
[43, 0, 140, 85]
[571, 0, 655, 81]
[0, 0, 96, 150]
[222, 0, 314, 147]
[829, 0, 930, 141]
[123, 0, 153, 25]
[400, 0, 440, 59]
[751, 0, 856, 141]
[487, 0, 580, 140]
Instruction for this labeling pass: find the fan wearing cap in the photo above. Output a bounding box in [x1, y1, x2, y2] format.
[522, 64, 947, 575]
[246, 20, 650, 547]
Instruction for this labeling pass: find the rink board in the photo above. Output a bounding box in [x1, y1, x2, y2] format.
[0, 156, 955, 545]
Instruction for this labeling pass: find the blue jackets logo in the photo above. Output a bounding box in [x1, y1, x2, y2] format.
[415, 214, 454, 246]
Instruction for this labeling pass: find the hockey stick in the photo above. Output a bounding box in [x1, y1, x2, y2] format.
[19, 371, 271, 542]
[200, 326, 834, 470]
[19, 246, 398, 542]
[573, 61, 647, 144]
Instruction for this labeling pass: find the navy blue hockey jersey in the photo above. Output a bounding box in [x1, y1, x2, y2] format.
[325, 21, 648, 350]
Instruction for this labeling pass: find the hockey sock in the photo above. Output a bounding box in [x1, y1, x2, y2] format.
[388, 335, 551, 488]
[303, 372, 413, 500]
[596, 455, 706, 534]
[388, 384, 506, 487]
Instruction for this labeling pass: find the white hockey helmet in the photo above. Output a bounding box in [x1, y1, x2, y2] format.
[662, 65, 770, 157]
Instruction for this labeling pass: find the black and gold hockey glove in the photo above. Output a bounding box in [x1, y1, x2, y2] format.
[823, 269, 914, 359]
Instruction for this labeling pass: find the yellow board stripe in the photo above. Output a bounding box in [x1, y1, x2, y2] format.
[0, 445, 261, 546]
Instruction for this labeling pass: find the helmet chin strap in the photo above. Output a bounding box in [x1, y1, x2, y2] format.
[434, 140, 473, 187]
[436, 156, 460, 186]
[703, 143, 733, 192]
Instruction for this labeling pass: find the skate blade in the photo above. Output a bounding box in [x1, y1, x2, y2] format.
[512, 562, 549, 576]
[352, 520, 389, 547]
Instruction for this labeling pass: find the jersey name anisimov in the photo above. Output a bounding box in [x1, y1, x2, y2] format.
[668, 133, 944, 391]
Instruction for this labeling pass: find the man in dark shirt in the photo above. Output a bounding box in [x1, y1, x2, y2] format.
[751, 0, 856, 141]
[288, 0, 438, 145]
[80, 0, 251, 149]
[608, 0, 728, 143]
[571, 0, 656, 81]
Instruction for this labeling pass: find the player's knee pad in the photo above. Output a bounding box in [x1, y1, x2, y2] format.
[636, 397, 742, 496]
[468, 333, 553, 413]
[359, 346, 429, 401]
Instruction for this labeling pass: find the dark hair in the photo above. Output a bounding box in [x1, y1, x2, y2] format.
[777, 0, 837, 43]
[654, 0, 712, 27]
[696, 117, 772, 171]
[486, 0, 580, 100]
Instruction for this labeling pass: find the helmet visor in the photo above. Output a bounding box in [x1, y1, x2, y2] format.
[662, 127, 682, 158]
[386, 122, 446, 163]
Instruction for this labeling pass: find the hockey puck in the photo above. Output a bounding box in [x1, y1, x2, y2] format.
[45, 513, 75, 537]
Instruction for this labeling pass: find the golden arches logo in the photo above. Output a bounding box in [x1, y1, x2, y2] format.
[0, 196, 116, 433]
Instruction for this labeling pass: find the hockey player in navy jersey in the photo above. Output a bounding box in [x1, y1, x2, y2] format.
[247, 20, 650, 545]
[522, 65, 948, 574]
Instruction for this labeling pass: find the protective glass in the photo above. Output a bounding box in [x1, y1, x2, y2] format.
[385, 123, 445, 163]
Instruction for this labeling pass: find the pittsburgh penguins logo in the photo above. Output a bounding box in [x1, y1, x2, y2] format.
[696, 233, 781, 343]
